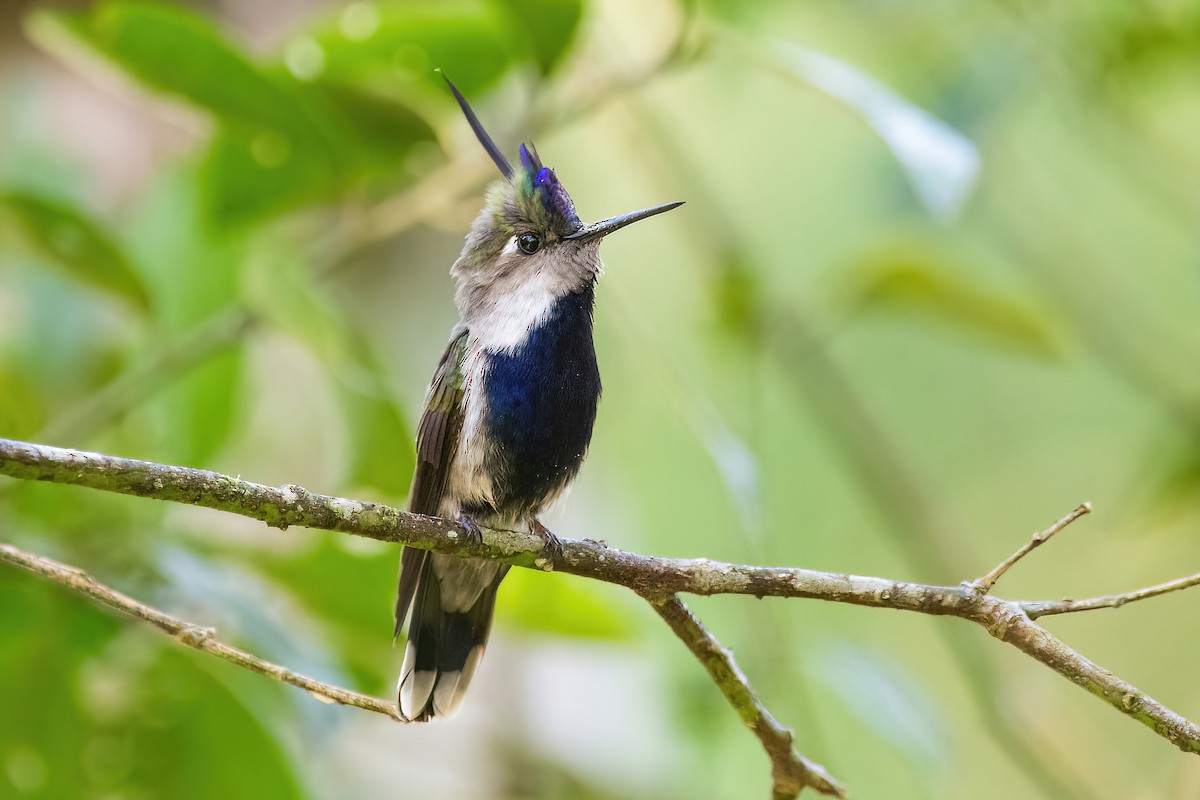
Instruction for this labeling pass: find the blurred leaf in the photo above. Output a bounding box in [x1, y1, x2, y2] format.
[845, 257, 1059, 358]
[0, 190, 151, 312]
[305, 82, 438, 168]
[27, 3, 335, 143]
[30, 1, 339, 225]
[200, 130, 343, 225]
[0, 567, 305, 800]
[711, 257, 764, 343]
[158, 344, 244, 465]
[125, 164, 246, 330]
[137, 649, 306, 800]
[769, 40, 980, 221]
[0, 574, 122, 798]
[1152, 432, 1200, 509]
[813, 643, 948, 768]
[309, 2, 513, 97]
[30, 3, 390, 225]
[497, 0, 585, 75]
[200, 83, 438, 223]
[1095, 10, 1200, 79]
[498, 569, 635, 641]
[29, 2, 509, 225]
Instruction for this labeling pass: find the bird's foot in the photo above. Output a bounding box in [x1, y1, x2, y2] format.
[457, 513, 485, 546]
[529, 517, 564, 562]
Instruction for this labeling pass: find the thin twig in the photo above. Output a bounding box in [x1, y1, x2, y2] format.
[648, 595, 845, 799]
[968, 503, 1093, 595]
[1022, 572, 1200, 619]
[0, 541, 403, 721]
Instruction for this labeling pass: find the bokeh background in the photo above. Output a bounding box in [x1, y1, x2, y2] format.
[3, 0, 1200, 798]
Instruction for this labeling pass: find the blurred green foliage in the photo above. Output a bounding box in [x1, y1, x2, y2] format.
[0, 189, 151, 312]
[2, 1, 1200, 799]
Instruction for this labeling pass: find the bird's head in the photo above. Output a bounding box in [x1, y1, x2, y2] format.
[442, 77, 682, 327]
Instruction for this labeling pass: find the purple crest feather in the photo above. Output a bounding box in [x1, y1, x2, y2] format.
[519, 143, 542, 174]
[539, 172, 580, 230]
[513, 141, 579, 229]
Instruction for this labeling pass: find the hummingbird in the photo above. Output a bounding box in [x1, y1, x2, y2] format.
[394, 78, 682, 721]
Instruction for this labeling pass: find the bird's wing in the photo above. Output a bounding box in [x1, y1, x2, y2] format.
[395, 326, 470, 637]
[409, 326, 471, 516]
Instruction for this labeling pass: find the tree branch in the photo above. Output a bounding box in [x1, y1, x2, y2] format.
[0, 541, 403, 721]
[648, 595, 846, 799]
[4, 436, 1200, 798]
[967, 503, 1092, 595]
[1021, 572, 1200, 619]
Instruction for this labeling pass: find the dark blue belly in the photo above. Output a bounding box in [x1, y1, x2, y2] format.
[481, 286, 601, 514]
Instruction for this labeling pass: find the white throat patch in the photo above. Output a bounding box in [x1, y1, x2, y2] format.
[468, 263, 558, 354]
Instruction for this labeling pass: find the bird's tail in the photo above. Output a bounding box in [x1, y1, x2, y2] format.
[396, 550, 506, 721]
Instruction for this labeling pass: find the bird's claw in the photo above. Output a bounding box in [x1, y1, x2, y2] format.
[529, 517, 564, 562]
[458, 513, 484, 546]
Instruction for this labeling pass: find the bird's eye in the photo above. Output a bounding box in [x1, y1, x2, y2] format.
[517, 233, 541, 254]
